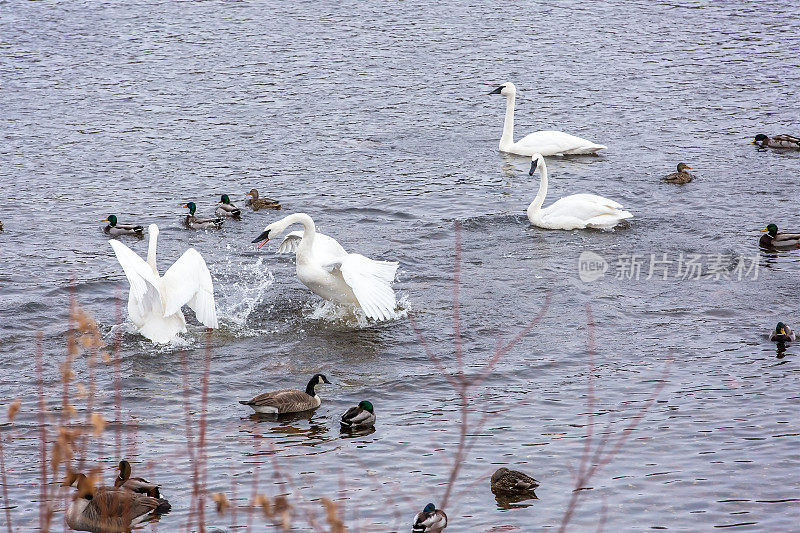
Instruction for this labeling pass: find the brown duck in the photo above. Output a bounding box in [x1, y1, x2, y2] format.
[115, 460, 161, 498]
[245, 189, 281, 210]
[662, 163, 693, 184]
[490, 467, 540, 496]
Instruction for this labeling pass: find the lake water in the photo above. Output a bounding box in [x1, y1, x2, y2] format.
[1, 0, 800, 531]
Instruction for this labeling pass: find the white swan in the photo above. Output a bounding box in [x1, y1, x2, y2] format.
[109, 224, 218, 343]
[252, 213, 398, 321]
[526, 153, 632, 230]
[490, 82, 606, 156]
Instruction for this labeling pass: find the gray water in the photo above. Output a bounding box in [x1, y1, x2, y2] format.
[2, 0, 800, 531]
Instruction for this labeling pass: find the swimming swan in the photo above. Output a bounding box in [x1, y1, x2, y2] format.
[251, 213, 398, 321]
[490, 82, 606, 156]
[526, 154, 632, 230]
[109, 224, 218, 344]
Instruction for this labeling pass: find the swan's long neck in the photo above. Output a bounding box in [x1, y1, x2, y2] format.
[500, 94, 515, 149]
[279, 213, 316, 253]
[147, 227, 158, 274]
[527, 157, 548, 221]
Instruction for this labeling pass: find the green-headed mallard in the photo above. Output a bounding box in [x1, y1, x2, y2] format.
[340, 400, 376, 429]
[115, 460, 161, 498]
[215, 194, 241, 218]
[245, 189, 281, 211]
[752, 134, 800, 150]
[65, 472, 170, 533]
[412, 503, 447, 532]
[662, 163, 693, 184]
[760, 224, 800, 248]
[103, 215, 144, 237]
[183, 202, 223, 229]
[239, 374, 331, 414]
[769, 322, 796, 343]
[490, 467, 540, 496]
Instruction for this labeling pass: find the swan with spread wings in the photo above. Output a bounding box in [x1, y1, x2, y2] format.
[252, 213, 398, 321]
[109, 224, 218, 344]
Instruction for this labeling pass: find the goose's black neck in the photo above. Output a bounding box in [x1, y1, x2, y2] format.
[305, 377, 318, 396]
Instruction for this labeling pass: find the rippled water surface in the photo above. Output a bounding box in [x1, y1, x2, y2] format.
[2, 0, 800, 531]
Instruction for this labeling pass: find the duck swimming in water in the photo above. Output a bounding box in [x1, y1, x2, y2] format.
[752, 134, 800, 150]
[103, 215, 144, 237]
[661, 163, 693, 184]
[215, 194, 241, 218]
[769, 322, 796, 343]
[412, 503, 447, 532]
[183, 202, 223, 229]
[490, 467, 540, 496]
[759, 224, 800, 248]
[245, 189, 281, 210]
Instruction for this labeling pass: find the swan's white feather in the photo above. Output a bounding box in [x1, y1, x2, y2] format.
[108, 227, 218, 343]
[511, 130, 607, 156]
[338, 254, 398, 321]
[109, 239, 164, 313]
[262, 214, 398, 321]
[162, 248, 218, 329]
[277, 231, 304, 254]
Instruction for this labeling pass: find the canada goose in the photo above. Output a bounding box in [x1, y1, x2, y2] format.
[115, 460, 161, 498]
[340, 400, 376, 429]
[662, 163, 693, 184]
[64, 472, 170, 533]
[412, 503, 447, 532]
[102, 215, 144, 237]
[239, 374, 331, 414]
[490, 467, 540, 496]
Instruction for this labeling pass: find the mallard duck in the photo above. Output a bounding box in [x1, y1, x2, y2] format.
[752, 134, 800, 150]
[760, 224, 800, 248]
[65, 472, 170, 533]
[412, 503, 447, 532]
[183, 202, 223, 229]
[239, 374, 331, 414]
[245, 189, 281, 211]
[115, 460, 161, 498]
[340, 400, 376, 429]
[490, 467, 540, 496]
[769, 322, 796, 343]
[215, 194, 241, 218]
[0, 220, 3, 231]
[662, 163, 693, 184]
[102, 215, 144, 237]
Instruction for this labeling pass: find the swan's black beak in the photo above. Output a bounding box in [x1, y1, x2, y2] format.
[529, 159, 538, 175]
[252, 229, 271, 248]
[489, 86, 503, 95]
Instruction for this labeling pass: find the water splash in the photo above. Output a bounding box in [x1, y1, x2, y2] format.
[304, 293, 409, 327]
[213, 255, 275, 336]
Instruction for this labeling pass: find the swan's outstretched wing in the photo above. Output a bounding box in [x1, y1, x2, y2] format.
[277, 231, 348, 260]
[109, 240, 164, 316]
[336, 254, 398, 321]
[277, 231, 304, 254]
[161, 248, 218, 329]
